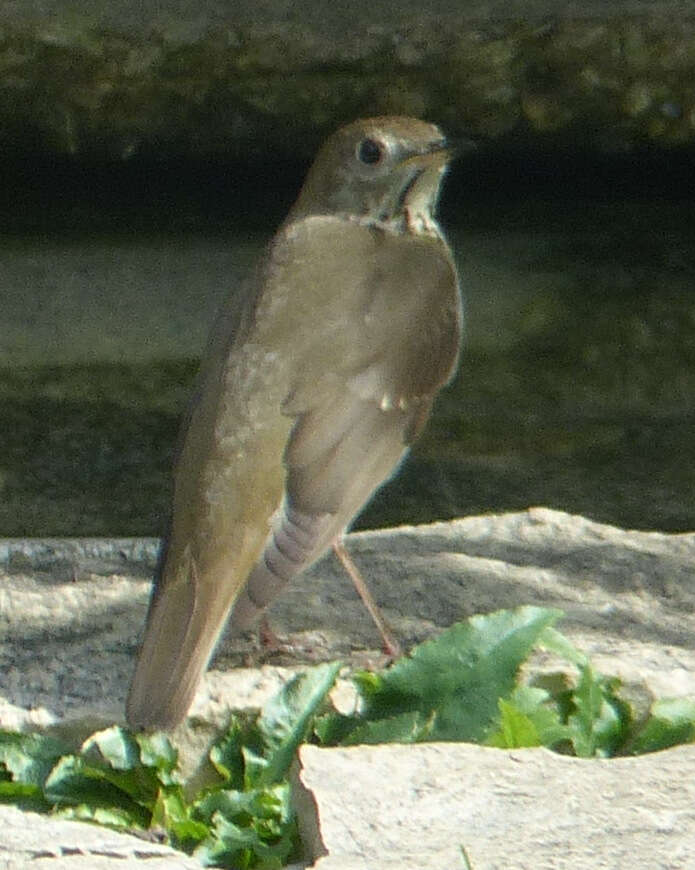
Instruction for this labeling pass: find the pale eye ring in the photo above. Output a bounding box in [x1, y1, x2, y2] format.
[356, 137, 384, 166]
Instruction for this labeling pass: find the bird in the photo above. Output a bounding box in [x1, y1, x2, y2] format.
[126, 116, 463, 730]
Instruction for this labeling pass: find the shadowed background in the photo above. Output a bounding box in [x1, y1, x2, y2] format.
[1, 0, 694, 536]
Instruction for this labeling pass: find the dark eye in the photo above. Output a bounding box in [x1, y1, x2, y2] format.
[356, 137, 384, 165]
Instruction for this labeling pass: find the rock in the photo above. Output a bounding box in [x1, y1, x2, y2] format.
[1, 1, 694, 158]
[0, 804, 200, 869]
[295, 741, 695, 869]
[1, 508, 694, 866]
[2, 508, 695, 726]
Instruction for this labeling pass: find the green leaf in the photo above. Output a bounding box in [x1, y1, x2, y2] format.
[44, 755, 151, 827]
[209, 717, 247, 787]
[136, 731, 179, 780]
[313, 712, 362, 746]
[460, 844, 474, 869]
[0, 779, 52, 812]
[241, 746, 269, 789]
[82, 726, 141, 771]
[630, 697, 695, 755]
[0, 731, 71, 787]
[537, 626, 589, 666]
[193, 784, 292, 828]
[487, 699, 542, 748]
[153, 786, 209, 851]
[339, 710, 433, 746]
[249, 662, 341, 787]
[353, 606, 563, 743]
[79, 726, 169, 804]
[567, 666, 627, 757]
[194, 796, 296, 869]
[56, 803, 148, 828]
[11, 604, 695, 870]
[490, 685, 571, 749]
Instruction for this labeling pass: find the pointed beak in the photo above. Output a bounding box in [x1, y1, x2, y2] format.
[443, 135, 478, 160]
[412, 134, 478, 167]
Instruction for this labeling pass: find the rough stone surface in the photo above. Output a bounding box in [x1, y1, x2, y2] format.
[1, 508, 695, 867]
[0, 803, 201, 868]
[296, 741, 695, 869]
[1, 1, 695, 159]
[2, 508, 694, 728]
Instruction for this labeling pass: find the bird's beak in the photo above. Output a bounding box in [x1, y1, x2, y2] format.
[443, 135, 478, 160]
[406, 134, 478, 169]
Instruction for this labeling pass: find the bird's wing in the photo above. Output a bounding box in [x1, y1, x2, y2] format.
[229, 215, 461, 632]
[127, 215, 460, 728]
[126, 254, 291, 730]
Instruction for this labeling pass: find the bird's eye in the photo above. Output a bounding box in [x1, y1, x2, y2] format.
[356, 137, 384, 166]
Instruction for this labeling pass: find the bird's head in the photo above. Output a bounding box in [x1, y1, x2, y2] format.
[289, 116, 457, 233]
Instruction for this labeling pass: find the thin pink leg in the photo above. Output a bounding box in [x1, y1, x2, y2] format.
[332, 538, 403, 658]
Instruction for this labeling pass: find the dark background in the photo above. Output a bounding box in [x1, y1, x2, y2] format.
[1, 141, 694, 536]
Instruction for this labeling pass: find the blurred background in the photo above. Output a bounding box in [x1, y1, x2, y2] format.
[1, 0, 694, 536]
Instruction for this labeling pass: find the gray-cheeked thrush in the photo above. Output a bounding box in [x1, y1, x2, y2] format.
[126, 116, 463, 730]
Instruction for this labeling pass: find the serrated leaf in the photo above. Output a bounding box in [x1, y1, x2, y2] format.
[59, 749, 161, 808]
[193, 783, 291, 828]
[494, 685, 571, 749]
[313, 712, 362, 746]
[353, 607, 563, 742]
[194, 807, 295, 869]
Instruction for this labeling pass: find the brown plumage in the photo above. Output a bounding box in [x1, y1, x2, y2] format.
[126, 116, 462, 730]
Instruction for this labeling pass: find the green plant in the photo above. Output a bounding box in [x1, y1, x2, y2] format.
[2, 606, 694, 867]
[0, 662, 340, 868]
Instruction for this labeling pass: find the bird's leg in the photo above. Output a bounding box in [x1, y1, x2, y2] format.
[258, 614, 282, 651]
[332, 537, 403, 658]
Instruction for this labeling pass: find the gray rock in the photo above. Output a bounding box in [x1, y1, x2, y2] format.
[1, 508, 694, 866]
[2, 508, 695, 726]
[296, 741, 695, 869]
[1, 1, 695, 158]
[0, 804, 200, 868]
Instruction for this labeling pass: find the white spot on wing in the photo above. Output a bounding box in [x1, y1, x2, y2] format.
[348, 365, 383, 401]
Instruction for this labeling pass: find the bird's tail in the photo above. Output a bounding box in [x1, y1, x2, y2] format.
[126, 546, 236, 731]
